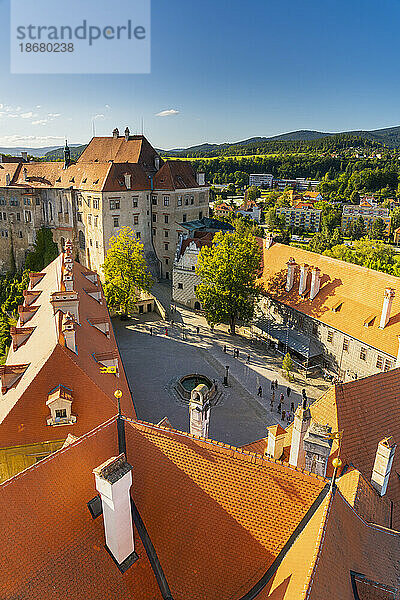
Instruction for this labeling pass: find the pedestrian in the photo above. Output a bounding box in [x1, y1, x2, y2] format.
[277, 402, 282, 414]
[291, 401, 295, 413]
[257, 386, 262, 397]
[302, 388, 307, 399]
[287, 386, 291, 397]
[275, 379, 278, 389]
[165, 327, 168, 336]
[272, 390, 275, 402]
[150, 327, 153, 336]
[280, 393, 284, 404]
[286, 411, 291, 424]
[223, 344, 227, 353]
[196, 326, 200, 335]
[281, 409, 286, 421]
[270, 396, 274, 409]
[270, 380, 274, 390]
[247, 354, 250, 364]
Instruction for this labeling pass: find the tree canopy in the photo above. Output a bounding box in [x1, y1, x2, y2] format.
[25, 227, 58, 272]
[195, 230, 262, 334]
[102, 227, 153, 315]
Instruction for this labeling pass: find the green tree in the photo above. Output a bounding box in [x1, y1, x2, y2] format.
[25, 227, 58, 271]
[391, 207, 400, 232]
[247, 185, 261, 203]
[195, 230, 262, 334]
[351, 216, 366, 240]
[370, 218, 387, 240]
[282, 353, 294, 380]
[350, 190, 360, 204]
[102, 227, 153, 316]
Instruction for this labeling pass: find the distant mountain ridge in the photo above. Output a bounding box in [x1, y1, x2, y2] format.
[0, 144, 82, 158]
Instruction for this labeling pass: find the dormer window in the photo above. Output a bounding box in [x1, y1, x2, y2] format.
[46, 385, 76, 426]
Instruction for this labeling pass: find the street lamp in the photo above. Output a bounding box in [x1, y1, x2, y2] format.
[223, 365, 230, 387]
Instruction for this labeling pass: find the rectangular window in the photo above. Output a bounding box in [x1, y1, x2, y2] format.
[190, 196, 194, 205]
[327, 330, 334, 343]
[185, 196, 189, 206]
[152, 228, 156, 236]
[152, 214, 157, 222]
[376, 355, 383, 370]
[113, 217, 119, 228]
[384, 359, 392, 372]
[178, 283, 183, 289]
[164, 230, 169, 238]
[136, 231, 141, 239]
[94, 216, 98, 227]
[93, 198, 99, 209]
[90, 239, 93, 247]
[183, 214, 187, 222]
[360, 347, 367, 361]
[19, 231, 23, 238]
[165, 258, 169, 265]
[133, 215, 139, 225]
[133, 197, 138, 208]
[164, 243, 169, 250]
[0, 197, 5, 206]
[152, 196, 157, 205]
[96, 241, 99, 248]
[109, 199, 120, 210]
[343, 338, 349, 352]
[10, 197, 19, 206]
[177, 196, 183, 206]
[77, 212, 83, 222]
[23, 198, 31, 206]
[88, 215, 92, 225]
[164, 215, 169, 224]
[55, 409, 67, 419]
[199, 211, 203, 219]
[16, 212, 20, 222]
[25, 211, 31, 223]
[163, 196, 170, 206]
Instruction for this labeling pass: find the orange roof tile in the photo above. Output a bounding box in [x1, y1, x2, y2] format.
[77, 134, 160, 167]
[0, 416, 327, 600]
[154, 160, 200, 190]
[260, 242, 400, 357]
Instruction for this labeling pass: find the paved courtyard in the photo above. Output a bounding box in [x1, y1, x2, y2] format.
[114, 307, 330, 447]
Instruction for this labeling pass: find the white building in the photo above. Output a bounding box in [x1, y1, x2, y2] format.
[249, 174, 273, 187]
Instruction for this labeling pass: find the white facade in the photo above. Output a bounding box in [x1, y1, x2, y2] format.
[172, 240, 202, 309]
[249, 174, 273, 187]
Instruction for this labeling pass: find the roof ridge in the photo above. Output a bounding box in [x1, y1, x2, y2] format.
[124, 417, 328, 483]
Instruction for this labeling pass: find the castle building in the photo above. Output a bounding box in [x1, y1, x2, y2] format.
[0, 242, 134, 482]
[258, 240, 400, 380]
[0, 131, 209, 279]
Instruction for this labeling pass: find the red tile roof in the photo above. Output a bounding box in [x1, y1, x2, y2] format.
[260, 242, 400, 357]
[77, 134, 160, 167]
[154, 160, 200, 190]
[0, 253, 134, 451]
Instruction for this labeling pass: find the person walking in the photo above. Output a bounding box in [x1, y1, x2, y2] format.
[223, 344, 227, 353]
[291, 401, 295, 413]
[247, 354, 251, 364]
[275, 379, 278, 389]
[270, 380, 274, 391]
[272, 390, 275, 403]
[280, 392, 284, 404]
[196, 326, 200, 335]
[270, 396, 274, 409]
[257, 386, 262, 397]
[149, 327, 153, 336]
[281, 409, 286, 421]
[165, 327, 168, 336]
[286, 411, 291, 424]
[286, 386, 291, 397]
[277, 402, 282, 414]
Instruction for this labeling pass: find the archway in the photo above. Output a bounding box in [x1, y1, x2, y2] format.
[194, 301, 201, 310]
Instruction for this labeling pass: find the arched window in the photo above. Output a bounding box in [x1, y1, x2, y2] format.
[78, 230, 86, 250]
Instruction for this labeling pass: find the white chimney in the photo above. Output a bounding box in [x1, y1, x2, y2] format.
[371, 437, 396, 496]
[289, 399, 311, 469]
[286, 258, 296, 292]
[61, 312, 77, 354]
[303, 422, 332, 477]
[124, 127, 130, 141]
[94, 454, 135, 565]
[196, 172, 205, 186]
[299, 264, 309, 295]
[310, 267, 321, 300]
[379, 288, 395, 329]
[189, 384, 210, 438]
[154, 156, 160, 171]
[266, 424, 286, 459]
[124, 173, 132, 190]
[264, 232, 274, 250]
[112, 128, 119, 139]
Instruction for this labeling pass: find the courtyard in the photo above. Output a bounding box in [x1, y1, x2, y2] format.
[113, 305, 330, 447]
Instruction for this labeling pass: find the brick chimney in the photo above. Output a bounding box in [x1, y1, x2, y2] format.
[286, 258, 296, 292]
[289, 398, 311, 469]
[371, 437, 396, 496]
[379, 288, 395, 329]
[61, 312, 77, 354]
[94, 454, 136, 566]
[310, 267, 321, 300]
[303, 422, 332, 477]
[189, 384, 210, 438]
[266, 424, 286, 459]
[299, 264, 309, 295]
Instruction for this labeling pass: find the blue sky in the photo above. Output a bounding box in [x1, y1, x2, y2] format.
[0, 0, 399, 149]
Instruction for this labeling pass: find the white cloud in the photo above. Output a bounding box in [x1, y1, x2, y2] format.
[105, 104, 111, 109]
[21, 112, 34, 119]
[47, 113, 61, 118]
[0, 135, 64, 147]
[156, 109, 180, 117]
[32, 119, 48, 126]
[92, 113, 104, 120]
